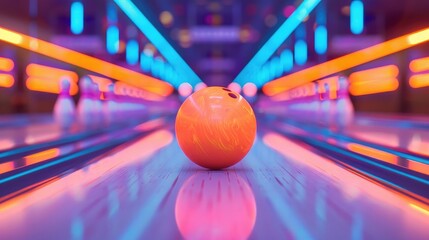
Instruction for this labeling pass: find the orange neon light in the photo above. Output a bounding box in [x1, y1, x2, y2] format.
[26, 63, 78, 83]
[24, 148, 60, 166]
[348, 65, 399, 96]
[347, 143, 398, 164]
[409, 74, 429, 88]
[349, 78, 399, 96]
[26, 77, 79, 95]
[0, 57, 14, 72]
[0, 26, 173, 96]
[349, 65, 399, 82]
[0, 28, 22, 44]
[408, 28, 429, 45]
[409, 57, 429, 73]
[263, 27, 429, 96]
[0, 74, 14, 88]
[0, 162, 14, 175]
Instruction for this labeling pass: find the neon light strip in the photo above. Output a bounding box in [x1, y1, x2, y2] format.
[263, 27, 429, 96]
[314, 25, 327, 54]
[294, 40, 308, 65]
[0, 57, 14, 72]
[410, 74, 429, 88]
[349, 78, 399, 96]
[350, 0, 364, 35]
[70, 1, 84, 35]
[409, 56, 429, 73]
[126, 39, 139, 65]
[26, 63, 79, 82]
[26, 77, 79, 95]
[25, 63, 79, 95]
[106, 25, 119, 54]
[233, 0, 321, 85]
[0, 74, 14, 88]
[114, 0, 202, 86]
[349, 65, 399, 82]
[0, 26, 173, 96]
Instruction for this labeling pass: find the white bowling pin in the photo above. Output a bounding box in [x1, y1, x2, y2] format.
[54, 77, 76, 128]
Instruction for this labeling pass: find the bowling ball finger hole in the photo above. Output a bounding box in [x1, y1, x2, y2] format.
[222, 88, 232, 92]
[228, 93, 238, 99]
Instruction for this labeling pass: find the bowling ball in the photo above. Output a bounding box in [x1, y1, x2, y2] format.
[175, 86, 256, 169]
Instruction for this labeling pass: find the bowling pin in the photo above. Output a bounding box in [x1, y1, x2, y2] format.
[103, 84, 117, 123]
[54, 77, 75, 128]
[310, 82, 321, 123]
[336, 76, 354, 130]
[321, 83, 331, 125]
[91, 82, 103, 120]
[77, 76, 94, 126]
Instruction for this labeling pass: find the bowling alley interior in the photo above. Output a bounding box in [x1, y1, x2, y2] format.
[1, 0, 429, 239]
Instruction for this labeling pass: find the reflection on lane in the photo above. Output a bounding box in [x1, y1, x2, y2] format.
[0, 129, 174, 240]
[347, 143, 399, 164]
[261, 131, 429, 239]
[0, 138, 16, 151]
[0, 118, 168, 185]
[0, 123, 63, 151]
[347, 119, 429, 157]
[346, 142, 429, 176]
[408, 134, 429, 157]
[0, 119, 82, 153]
[175, 172, 256, 240]
[271, 118, 429, 181]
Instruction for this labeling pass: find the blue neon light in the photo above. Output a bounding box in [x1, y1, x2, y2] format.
[106, 26, 119, 54]
[140, 52, 152, 72]
[163, 64, 173, 83]
[126, 40, 139, 65]
[314, 25, 327, 54]
[280, 49, 294, 72]
[232, 0, 321, 85]
[272, 57, 282, 78]
[151, 58, 162, 78]
[350, 0, 364, 35]
[269, 60, 276, 80]
[261, 65, 270, 85]
[114, 0, 202, 86]
[255, 66, 269, 87]
[70, 2, 84, 35]
[294, 40, 307, 65]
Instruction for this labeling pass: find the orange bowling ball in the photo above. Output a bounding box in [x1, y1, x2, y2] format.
[175, 86, 257, 169]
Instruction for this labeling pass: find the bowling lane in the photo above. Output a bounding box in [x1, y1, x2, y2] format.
[0, 114, 53, 128]
[0, 114, 96, 152]
[349, 114, 429, 157]
[0, 120, 428, 240]
[0, 124, 82, 152]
